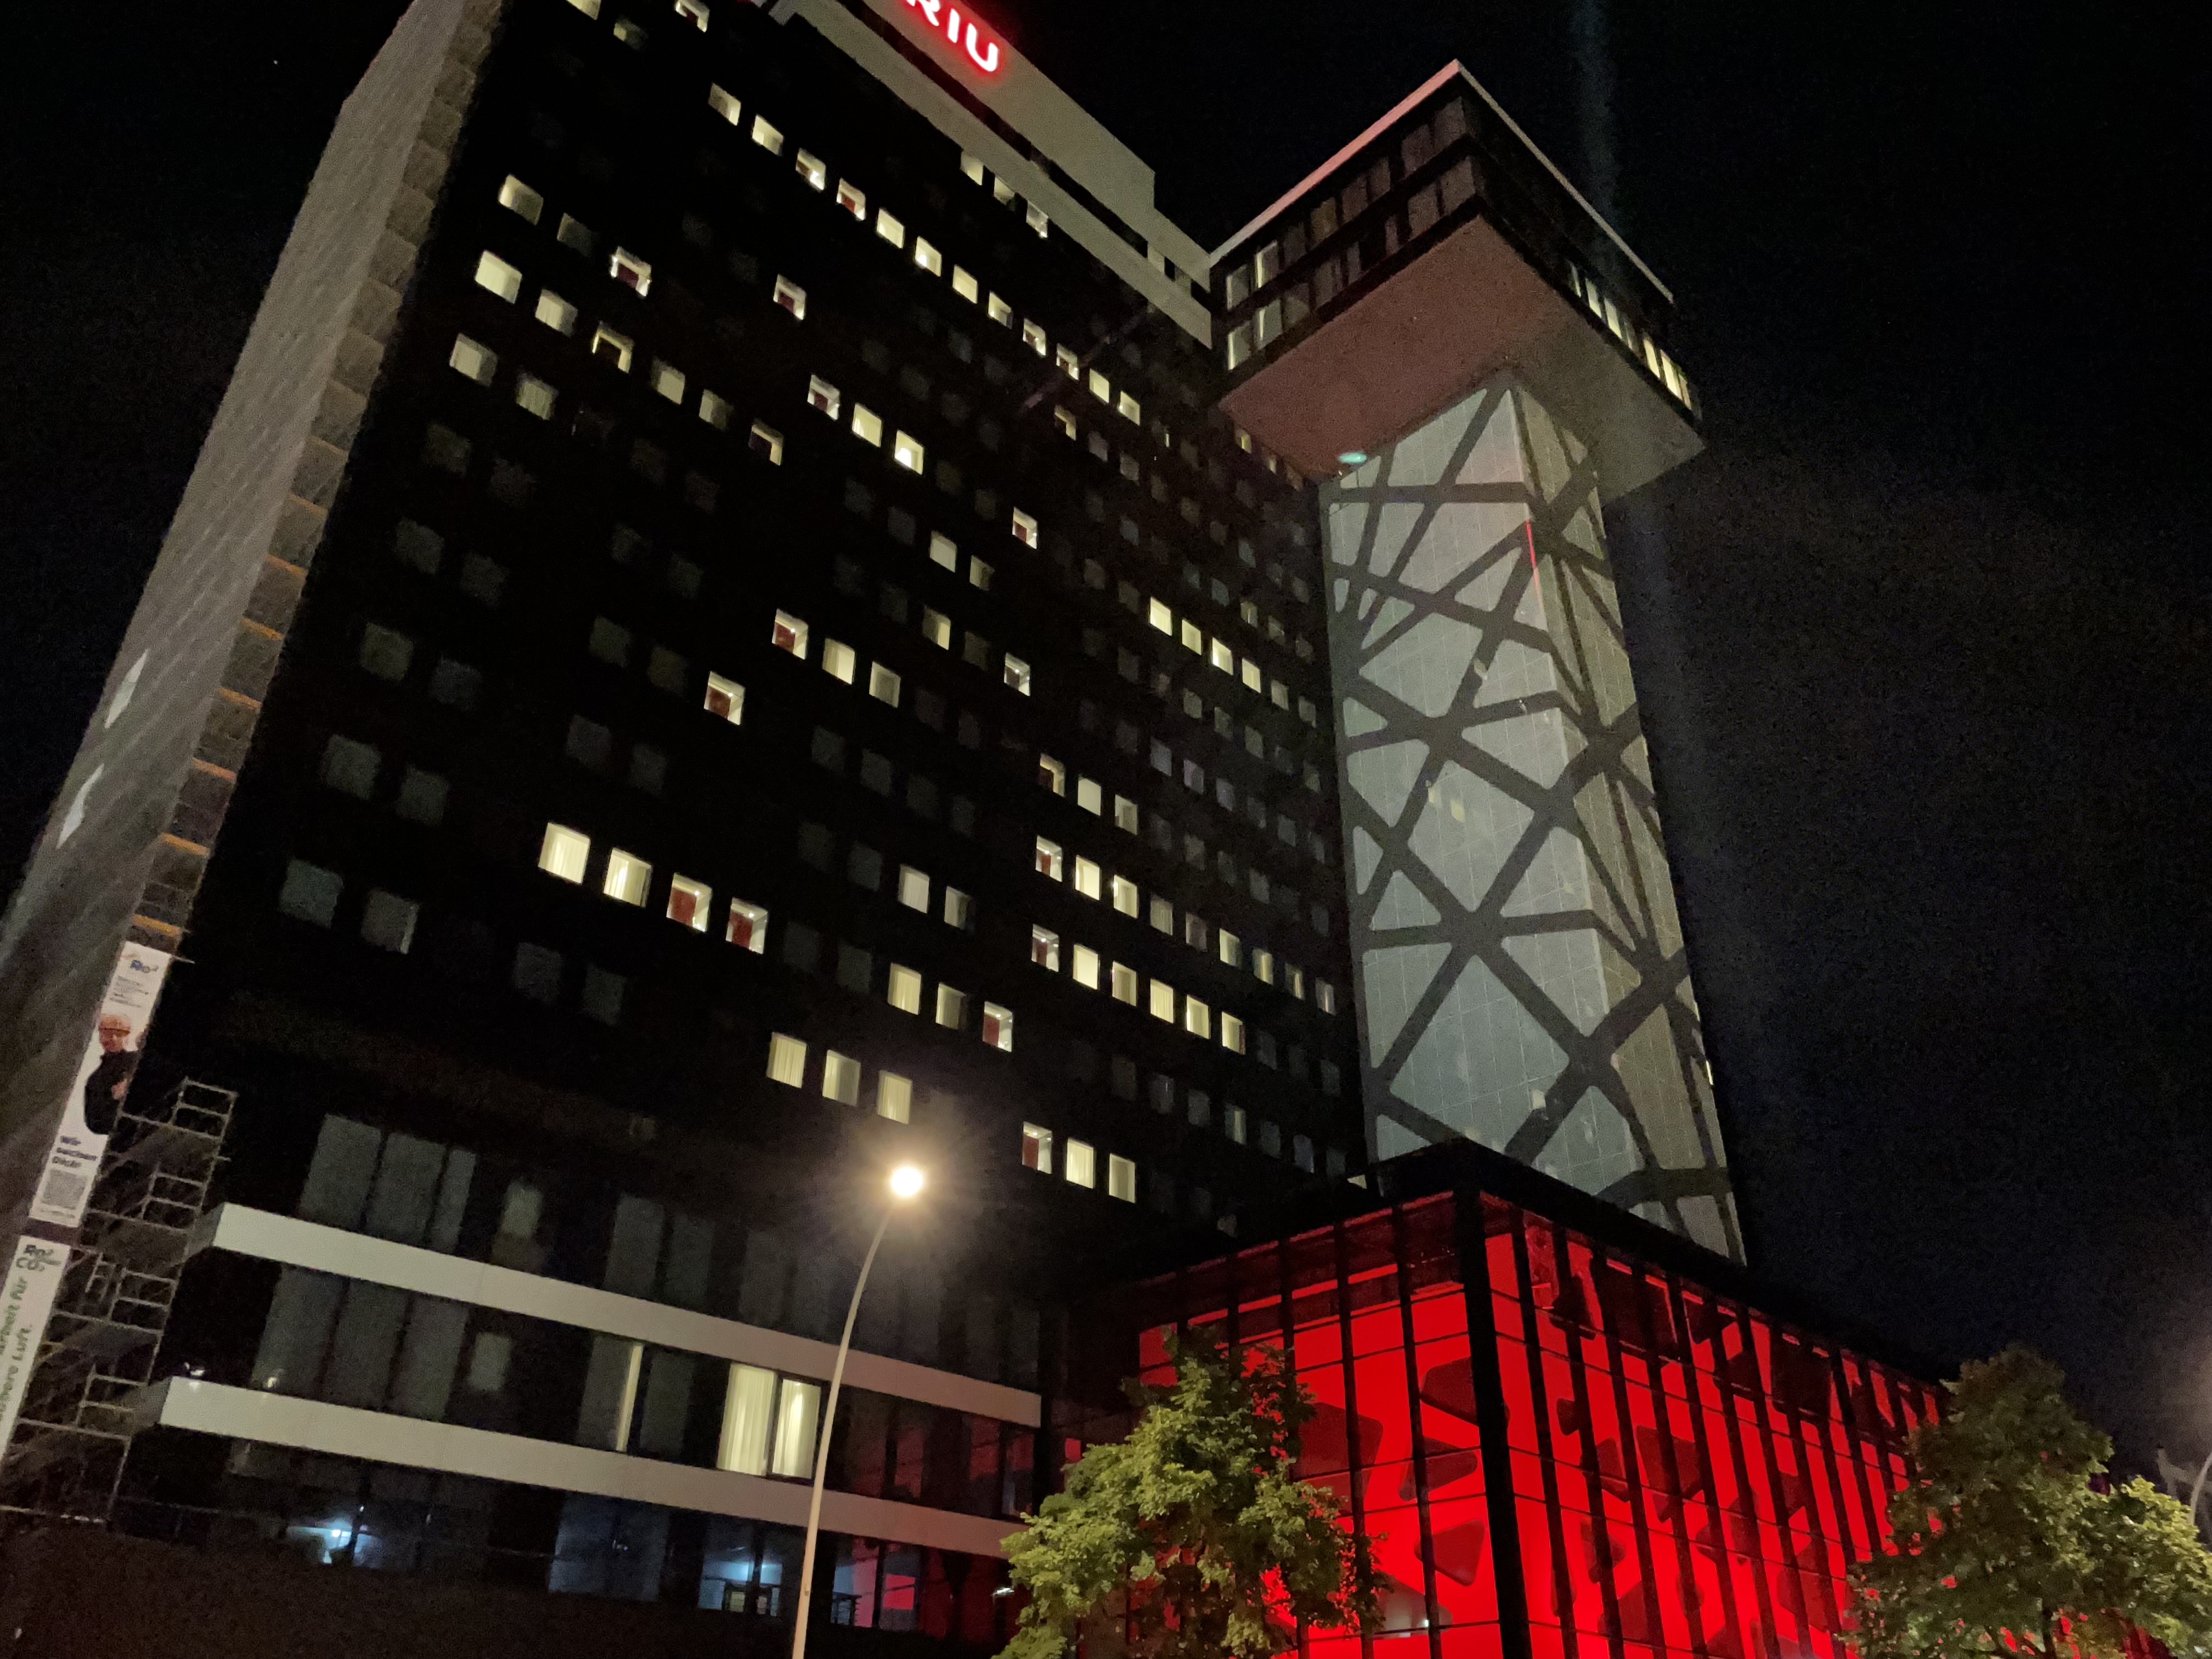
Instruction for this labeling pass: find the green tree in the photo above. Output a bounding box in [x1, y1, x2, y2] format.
[1852, 1346, 2212, 1659]
[1000, 1330, 1379, 1659]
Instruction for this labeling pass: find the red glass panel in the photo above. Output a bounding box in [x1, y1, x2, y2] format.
[1437, 1623, 1504, 1659]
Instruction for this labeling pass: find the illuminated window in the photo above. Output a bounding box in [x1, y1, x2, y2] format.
[891, 431, 925, 471]
[795, 150, 827, 190]
[1038, 755, 1065, 795]
[922, 609, 951, 648]
[473, 251, 523, 302]
[850, 404, 883, 445]
[991, 176, 1017, 207]
[1240, 658, 1262, 692]
[1072, 945, 1101, 989]
[1148, 598, 1173, 634]
[1209, 638, 1234, 674]
[1109, 875, 1138, 917]
[1034, 838, 1063, 881]
[1180, 620, 1204, 654]
[1226, 323, 1252, 370]
[1221, 1012, 1246, 1053]
[1107, 1154, 1136, 1202]
[868, 662, 901, 706]
[876, 1073, 912, 1122]
[1003, 656, 1031, 696]
[885, 963, 924, 1015]
[1318, 980, 1338, 1014]
[590, 324, 634, 370]
[652, 360, 685, 402]
[1021, 320, 1047, 356]
[498, 176, 544, 223]
[1020, 1122, 1053, 1174]
[929, 532, 958, 570]
[1010, 510, 1039, 548]
[895, 865, 929, 913]
[746, 414, 780, 456]
[1073, 857, 1101, 900]
[981, 1003, 1013, 1052]
[602, 849, 651, 906]
[727, 899, 768, 952]
[808, 375, 840, 417]
[1272, 680, 1291, 710]
[1149, 895, 1174, 934]
[834, 179, 865, 217]
[987, 294, 1014, 327]
[1075, 778, 1102, 815]
[820, 1050, 861, 1107]
[539, 823, 590, 883]
[1111, 963, 1138, 1005]
[707, 83, 741, 124]
[534, 290, 578, 334]
[448, 335, 495, 384]
[515, 375, 556, 419]
[943, 888, 971, 929]
[1289, 965, 1307, 1000]
[773, 276, 806, 318]
[770, 1379, 819, 1477]
[1086, 369, 1110, 404]
[668, 874, 711, 931]
[822, 640, 856, 684]
[952, 266, 979, 302]
[612, 14, 647, 42]
[699, 389, 732, 429]
[610, 249, 652, 295]
[876, 209, 905, 247]
[1148, 980, 1176, 1023]
[1114, 796, 1138, 833]
[1053, 407, 1077, 439]
[1031, 926, 1060, 970]
[913, 238, 941, 275]
[771, 611, 809, 658]
[1064, 1139, 1095, 1188]
[1183, 997, 1211, 1040]
[1023, 202, 1051, 236]
[934, 984, 966, 1030]
[767, 1033, 806, 1087]
[1252, 948, 1275, 985]
[1116, 391, 1140, 424]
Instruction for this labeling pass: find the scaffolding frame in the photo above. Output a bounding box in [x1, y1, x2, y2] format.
[0, 1079, 234, 1528]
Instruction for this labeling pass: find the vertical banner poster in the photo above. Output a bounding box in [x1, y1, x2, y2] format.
[0, 1236, 71, 1458]
[30, 942, 173, 1229]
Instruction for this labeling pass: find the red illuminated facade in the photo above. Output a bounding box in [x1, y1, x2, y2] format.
[1077, 1146, 1936, 1659]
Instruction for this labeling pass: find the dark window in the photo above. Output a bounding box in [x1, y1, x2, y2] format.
[512, 943, 563, 1003]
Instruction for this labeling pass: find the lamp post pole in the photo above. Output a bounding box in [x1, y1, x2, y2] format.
[789, 1165, 924, 1659]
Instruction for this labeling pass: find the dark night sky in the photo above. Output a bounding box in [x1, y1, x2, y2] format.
[4, 3, 2209, 1459]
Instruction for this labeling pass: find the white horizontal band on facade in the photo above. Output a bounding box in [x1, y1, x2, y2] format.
[135, 1377, 1021, 1558]
[189, 1205, 1041, 1427]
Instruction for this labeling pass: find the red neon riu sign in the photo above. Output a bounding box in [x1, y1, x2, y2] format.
[902, 0, 1001, 74]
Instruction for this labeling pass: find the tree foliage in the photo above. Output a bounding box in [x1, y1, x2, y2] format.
[1000, 1330, 1379, 1659]
[1852, 1347, 2212, 1659]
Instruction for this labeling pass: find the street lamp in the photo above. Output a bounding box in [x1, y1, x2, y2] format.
[789, 1164, 927, 1659]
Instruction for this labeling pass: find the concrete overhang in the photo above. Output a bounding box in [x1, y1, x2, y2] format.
[1220, 216, 1702, 502]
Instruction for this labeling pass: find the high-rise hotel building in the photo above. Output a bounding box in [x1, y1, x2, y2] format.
[0, 1, 1880, 1653]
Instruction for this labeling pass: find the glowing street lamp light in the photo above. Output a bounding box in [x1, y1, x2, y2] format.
[789, 1165, 927, 1659]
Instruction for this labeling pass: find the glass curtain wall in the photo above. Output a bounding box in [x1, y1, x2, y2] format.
[1113, 1191, 1936, 1659]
